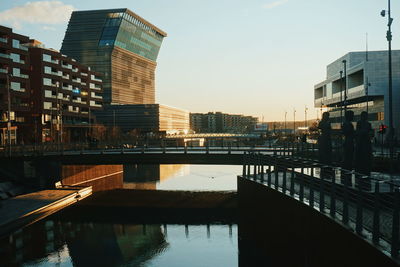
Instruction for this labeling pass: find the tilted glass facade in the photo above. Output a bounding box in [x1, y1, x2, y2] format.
[61, 8, 166, 105]
[99, 12, 163, 62]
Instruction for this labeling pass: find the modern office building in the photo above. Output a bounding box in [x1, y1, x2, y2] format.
[60, 8, 167, 105]
[314, 50, 400, 136]
[190, 112, 258, 133]
[95, 104, 189, 135]
[0, 25, 30, 145]
[29, 41, 104, 143]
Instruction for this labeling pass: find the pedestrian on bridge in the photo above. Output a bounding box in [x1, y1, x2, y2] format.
[318, 112, 332, 165]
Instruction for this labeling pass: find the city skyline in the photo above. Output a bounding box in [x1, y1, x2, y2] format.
[0, 0, 398, 121]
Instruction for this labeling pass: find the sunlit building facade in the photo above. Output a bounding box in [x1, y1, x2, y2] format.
[190, 112, 258, 133]
[60, 8, 167, 105]
[95, 104, 189, 134]
[314, 50, 400, 137]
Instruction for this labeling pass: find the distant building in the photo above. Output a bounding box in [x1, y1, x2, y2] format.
[0, 25, 103, 144]
[60, 8, 167, 105]
[190, 112, 258, 133]
[314, 50, 400, 136]
[95, 104, 189, 135]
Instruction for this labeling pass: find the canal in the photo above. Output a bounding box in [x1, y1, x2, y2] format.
[1, 165, 241, 266]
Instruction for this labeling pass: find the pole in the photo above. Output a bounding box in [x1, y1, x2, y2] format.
[293, 109, 296, 137]
[387, 0, 394, 169]
[340, 71, 343, 125]
[342, 60, 347, 112]
[6, 72, 11, 157]
[304, 106, 308, 128]
[284, 111, 287, 135]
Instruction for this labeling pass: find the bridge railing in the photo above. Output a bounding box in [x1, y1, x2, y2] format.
[242, 151, 400, 261]
[0, 142, 304, 157]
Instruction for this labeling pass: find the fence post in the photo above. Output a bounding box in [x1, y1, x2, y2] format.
[391, 187, 400, 258]
[319, 165, 325, 213]
[342, 170, 349, 225]
[267, 159, 272, 187]
[242, 152, 247, 178]
[282, 163, 287, 194]
[372, 181, 380, 245]
[309, 165, 315, 208]
[330, 171, 336, 217]
[290, 160, 295, 196]
[274, 157, 279, 189]
[355, 180, 364, 235]
[299, 162, 304, 202]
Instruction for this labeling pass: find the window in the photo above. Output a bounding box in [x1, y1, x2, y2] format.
[10, 53, 20, 63]
[43, 78, 53, 86]
[12, 39, 20, 48]
[10, 82, 21, 91]
[12, 68, 20, 76]
[43, 54, 52, 62]
[43, 102, 52, 110]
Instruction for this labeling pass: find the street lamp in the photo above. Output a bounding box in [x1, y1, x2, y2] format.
[381, 0, 394, 167]
[340, 70, 343, 125]
[293, 108, 296, 136]
[304, 106, 308, 128]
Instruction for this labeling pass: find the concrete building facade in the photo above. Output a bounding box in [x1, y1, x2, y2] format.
[60, 8, 167, 105]
[314, 50, 400, 137]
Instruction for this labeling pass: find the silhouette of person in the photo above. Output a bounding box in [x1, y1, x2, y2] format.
[342, 110, 354, 170]
[341, 110, 354, 185]
[355, 111, 372, 176]
[318, 112, 332, 165]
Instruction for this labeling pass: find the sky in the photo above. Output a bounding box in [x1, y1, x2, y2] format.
[0, 0, 398, 122]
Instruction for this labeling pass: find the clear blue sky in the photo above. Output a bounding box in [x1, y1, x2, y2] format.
[0, 0, 397, 121]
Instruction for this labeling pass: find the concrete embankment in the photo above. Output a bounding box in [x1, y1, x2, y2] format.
[56, 189, 237, 224]
[0, 187, 92, 238]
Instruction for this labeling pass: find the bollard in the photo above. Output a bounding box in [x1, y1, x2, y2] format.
[391, 187, 400, 258]
[372, 181, 380, 245]
[330, 173, 336, 217]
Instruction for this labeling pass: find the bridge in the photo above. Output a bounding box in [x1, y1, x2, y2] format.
[240, 152, 400, 265]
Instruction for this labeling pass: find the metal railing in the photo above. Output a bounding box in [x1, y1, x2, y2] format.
[242, 151, 400, 261]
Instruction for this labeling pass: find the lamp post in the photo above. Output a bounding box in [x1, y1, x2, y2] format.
[340, 70, 343, 125]
[284, 111, 287, 135]
[304, 106, 308, 128]
[342, 60, 347, 112]
[293, 109, 296, 136]
[381, 0, 394, 167]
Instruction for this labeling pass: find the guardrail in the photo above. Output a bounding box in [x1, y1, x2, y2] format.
[242, 151, 400, 261]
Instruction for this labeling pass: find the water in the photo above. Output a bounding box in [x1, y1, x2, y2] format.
[0, 219, 238, 267]
[122, 164, 241, 191]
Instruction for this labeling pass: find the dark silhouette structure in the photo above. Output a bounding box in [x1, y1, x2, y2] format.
[341, 110, 355, 185]
[318, 112, 332, 165]
[355, 111, 373, 176]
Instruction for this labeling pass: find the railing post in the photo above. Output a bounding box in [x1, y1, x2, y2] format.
[253, 157, 257, 181]
[342, 170, 349, 225]
[282, 163, 287, 194]
[290, 161, 295, 196]
[242, 152, 247, 178]
[309, 165, 315, 208]
[299, 162, 304, 202]
[391, 187, 400, 258]
[319, 166, 325, 213]
[274, 157, 279, 189]
[330, 171, 336, 217]
[372, 181, 380, 245]
[355, 180, 364, 235]
[247, 153, 251, 178]
[267, 159, 272, 187]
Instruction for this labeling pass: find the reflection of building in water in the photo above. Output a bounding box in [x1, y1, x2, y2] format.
[0, 219, 168, 266]
[123, 164, 190, 189]
[61, 165, 123, 192]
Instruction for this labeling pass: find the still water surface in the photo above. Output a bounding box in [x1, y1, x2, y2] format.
[123, 164, 241, 191]
[1, 219, 238, 267]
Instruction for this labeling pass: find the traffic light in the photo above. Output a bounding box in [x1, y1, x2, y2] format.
[379, 124, 387, 134]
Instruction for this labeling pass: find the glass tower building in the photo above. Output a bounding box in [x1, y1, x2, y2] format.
[60, 8, 167, 105]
